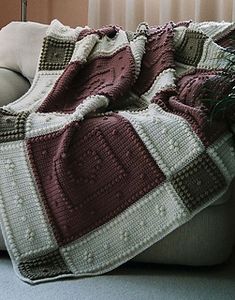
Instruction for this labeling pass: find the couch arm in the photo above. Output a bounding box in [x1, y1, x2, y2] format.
[0, 68, 30, 107]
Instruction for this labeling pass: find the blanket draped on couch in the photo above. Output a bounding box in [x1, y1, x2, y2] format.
[0, 19, 235, 284]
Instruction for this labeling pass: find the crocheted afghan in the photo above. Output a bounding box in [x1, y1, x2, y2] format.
[0, 20, 235, 284]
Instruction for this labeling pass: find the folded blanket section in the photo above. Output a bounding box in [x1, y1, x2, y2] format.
[0, 20, 235, 284]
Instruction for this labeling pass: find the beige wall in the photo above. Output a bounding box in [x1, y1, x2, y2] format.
[0, 0, 88, 28]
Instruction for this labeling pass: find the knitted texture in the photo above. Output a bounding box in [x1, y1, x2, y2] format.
[0, 20, 235, 284]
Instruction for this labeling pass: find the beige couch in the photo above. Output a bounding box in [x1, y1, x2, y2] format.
[0, 67, 234, 267]
[0, 68, 235, 300]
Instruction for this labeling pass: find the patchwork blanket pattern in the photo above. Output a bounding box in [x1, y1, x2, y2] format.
[0, 20, 235, 284]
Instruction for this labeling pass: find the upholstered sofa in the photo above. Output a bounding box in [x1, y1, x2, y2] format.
[0, 20, 235, 299]
[0, 66, 235, 300]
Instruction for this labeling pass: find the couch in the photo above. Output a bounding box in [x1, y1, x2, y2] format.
[0, 66, 235, 300]
[0, 249, 235, 300]
[0, 20, 235, 299]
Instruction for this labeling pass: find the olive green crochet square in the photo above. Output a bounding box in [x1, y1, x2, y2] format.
[171, 152, 226, 212]
[175, 30, 206, 66]
[39, 37, 75, 71]
[0, 109, 29, 143]
[18, 250, 71, 281]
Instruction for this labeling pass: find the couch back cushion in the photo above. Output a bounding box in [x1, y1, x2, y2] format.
[0, 21, 48, 83]
[0, 68, 30, 106]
